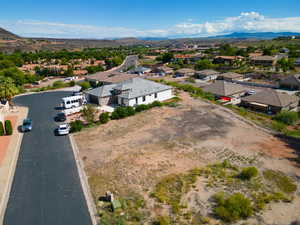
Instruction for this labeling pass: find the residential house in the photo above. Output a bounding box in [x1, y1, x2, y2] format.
[241, 90, 299, 114]
[130, 66, 152, 75]
[85, 77, 173, 107]
[250, 55, 277, 66]
[195, 69, 220, 81]
[203, 80, 247, 104]
[213, 56, 244, 65]
[217, 72, 244, 81]
[174, 68, 195, 77]
[85, 71, 138, 86]
[279, 74, 300, 90]
[154, 66, 174, 76]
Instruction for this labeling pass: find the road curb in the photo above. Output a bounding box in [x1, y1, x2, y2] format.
[69, 135, 99, 225]
[0, 107, 28, 225]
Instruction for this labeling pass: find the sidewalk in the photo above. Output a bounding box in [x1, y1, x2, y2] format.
[0, 107, 28, 224]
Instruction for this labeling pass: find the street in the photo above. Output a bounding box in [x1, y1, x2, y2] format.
[4, 91, 92, 225]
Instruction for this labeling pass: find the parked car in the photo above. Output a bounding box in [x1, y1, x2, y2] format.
[21, 119, 32, 132]
[55, 112, 66, 122]
[57, 124, 70, 135]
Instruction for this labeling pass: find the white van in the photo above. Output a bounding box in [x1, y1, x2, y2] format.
[62, 95, 87, 109]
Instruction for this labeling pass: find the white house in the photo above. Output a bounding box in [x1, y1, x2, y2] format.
[85, 77, 173, 107]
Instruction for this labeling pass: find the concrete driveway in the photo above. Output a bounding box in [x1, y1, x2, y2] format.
[4, 91, 92, 225]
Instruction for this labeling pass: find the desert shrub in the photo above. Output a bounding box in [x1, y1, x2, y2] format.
[213, 192, 253, 222]
[263, 170, 297, 193]
[5, 120, 13, 135]
[152, 216, 170, 225]
[81, 104, 97, 124]
[0, 121, 4, 136]
[135, 104, 150, 112]
[70, 120, 84, 133]
[239, 167, 258, 180]
[99, 112, 110, 124]
[273, 111, 299, 125]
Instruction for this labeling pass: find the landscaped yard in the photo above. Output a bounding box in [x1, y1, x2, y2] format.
[74, 92, 300, 225]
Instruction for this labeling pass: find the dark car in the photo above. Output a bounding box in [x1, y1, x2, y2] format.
[56, 112, 67, 122]
[21, 119, 32, 132]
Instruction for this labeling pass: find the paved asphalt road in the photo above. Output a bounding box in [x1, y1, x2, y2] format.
[4, 91, 92, 225]
[115, 55, 138, 72]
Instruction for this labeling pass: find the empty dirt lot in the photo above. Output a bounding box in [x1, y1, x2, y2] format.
[74, 92, 300, 224]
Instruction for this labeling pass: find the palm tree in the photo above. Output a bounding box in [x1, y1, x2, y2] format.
[0, 77, 19, 103]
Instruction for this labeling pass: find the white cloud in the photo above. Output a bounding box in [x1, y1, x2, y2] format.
[1, 12, 300, 39]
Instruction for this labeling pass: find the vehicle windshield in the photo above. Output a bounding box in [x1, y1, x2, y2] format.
[23, 120, 31, 125]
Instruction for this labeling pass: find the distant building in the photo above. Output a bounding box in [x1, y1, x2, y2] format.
[203, 80, 247, 104]
[195, 69, 220, 81]
[174, 68, 195, 77]
[279, 74, 300, 90]
[250, 55, 277, 66]
[217, 72, 244, 81]
[154, 66, 174, 76]
[241, 90, 299, 114]
[85, 71, 138, 86]
[130, 66, 152, 75]
[213, 56, 244, 65]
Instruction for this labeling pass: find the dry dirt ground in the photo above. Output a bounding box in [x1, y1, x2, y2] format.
[74, 92, 300, 225]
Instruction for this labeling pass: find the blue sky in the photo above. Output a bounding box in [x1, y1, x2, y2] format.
[1, 0, 300, 38]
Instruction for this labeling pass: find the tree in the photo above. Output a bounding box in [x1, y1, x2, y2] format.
[81, 104, 96, 124]
[70, 120, 84, 133]
[79, 81, 91, 90]
[277, 58, 295, 72]
[159, 52, 174, 63]
[5, 120, 13, 135]
[195, 59, 214, 70]
[0, 77, 19, 101]
[0, 121, 4, 136]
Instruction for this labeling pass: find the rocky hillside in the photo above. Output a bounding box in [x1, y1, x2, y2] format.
[0, 27, 20, 40]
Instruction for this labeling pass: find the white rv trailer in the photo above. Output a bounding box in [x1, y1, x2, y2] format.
[62, 95, 87, 109]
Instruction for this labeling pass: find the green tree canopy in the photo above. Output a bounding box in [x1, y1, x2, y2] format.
[0, 77, 19, 101]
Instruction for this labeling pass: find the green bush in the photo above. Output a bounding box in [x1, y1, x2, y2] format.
[111, 106, 135, 120]
[99, 112, 110, 124]
[273, 111, 299, 125]
[0, 121, 4, 136]
[152, 216, 170, 225]
[52, 80, 65, 88]
[70, 120, 84, 133]
[263, 170, 297, 194]
[135, 104, 150, 112]
[239, 167, 258, 180]
[213, 192, 253, 222]
[5, 120, 13, 135]
[150, 101, 163, 108]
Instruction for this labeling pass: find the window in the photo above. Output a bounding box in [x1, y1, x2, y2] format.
[143, 96, 146, 102]
[154, 93, 158, 98]
[136, 98, 138, 104]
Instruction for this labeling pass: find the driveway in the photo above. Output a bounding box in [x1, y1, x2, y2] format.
[4, 91, 92, 225]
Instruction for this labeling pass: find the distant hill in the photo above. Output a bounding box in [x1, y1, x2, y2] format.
[0, 27, 20, 40]
[212, 32, 300, 39]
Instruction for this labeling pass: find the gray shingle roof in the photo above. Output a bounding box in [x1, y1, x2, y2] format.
[116, 77, 172, 99]
[280, 74, 300, 85]
[203, 80, 246, 96]
[84, 84, 117, 97]
[85, 78, 172, 99]
[220, 72, 243, 79]
[195, 69, 220, 76]
[242, 90, 299, 107]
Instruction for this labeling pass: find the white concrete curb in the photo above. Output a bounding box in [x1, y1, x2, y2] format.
[69, 135, 98, 225]
[0, 108, 28, 225]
